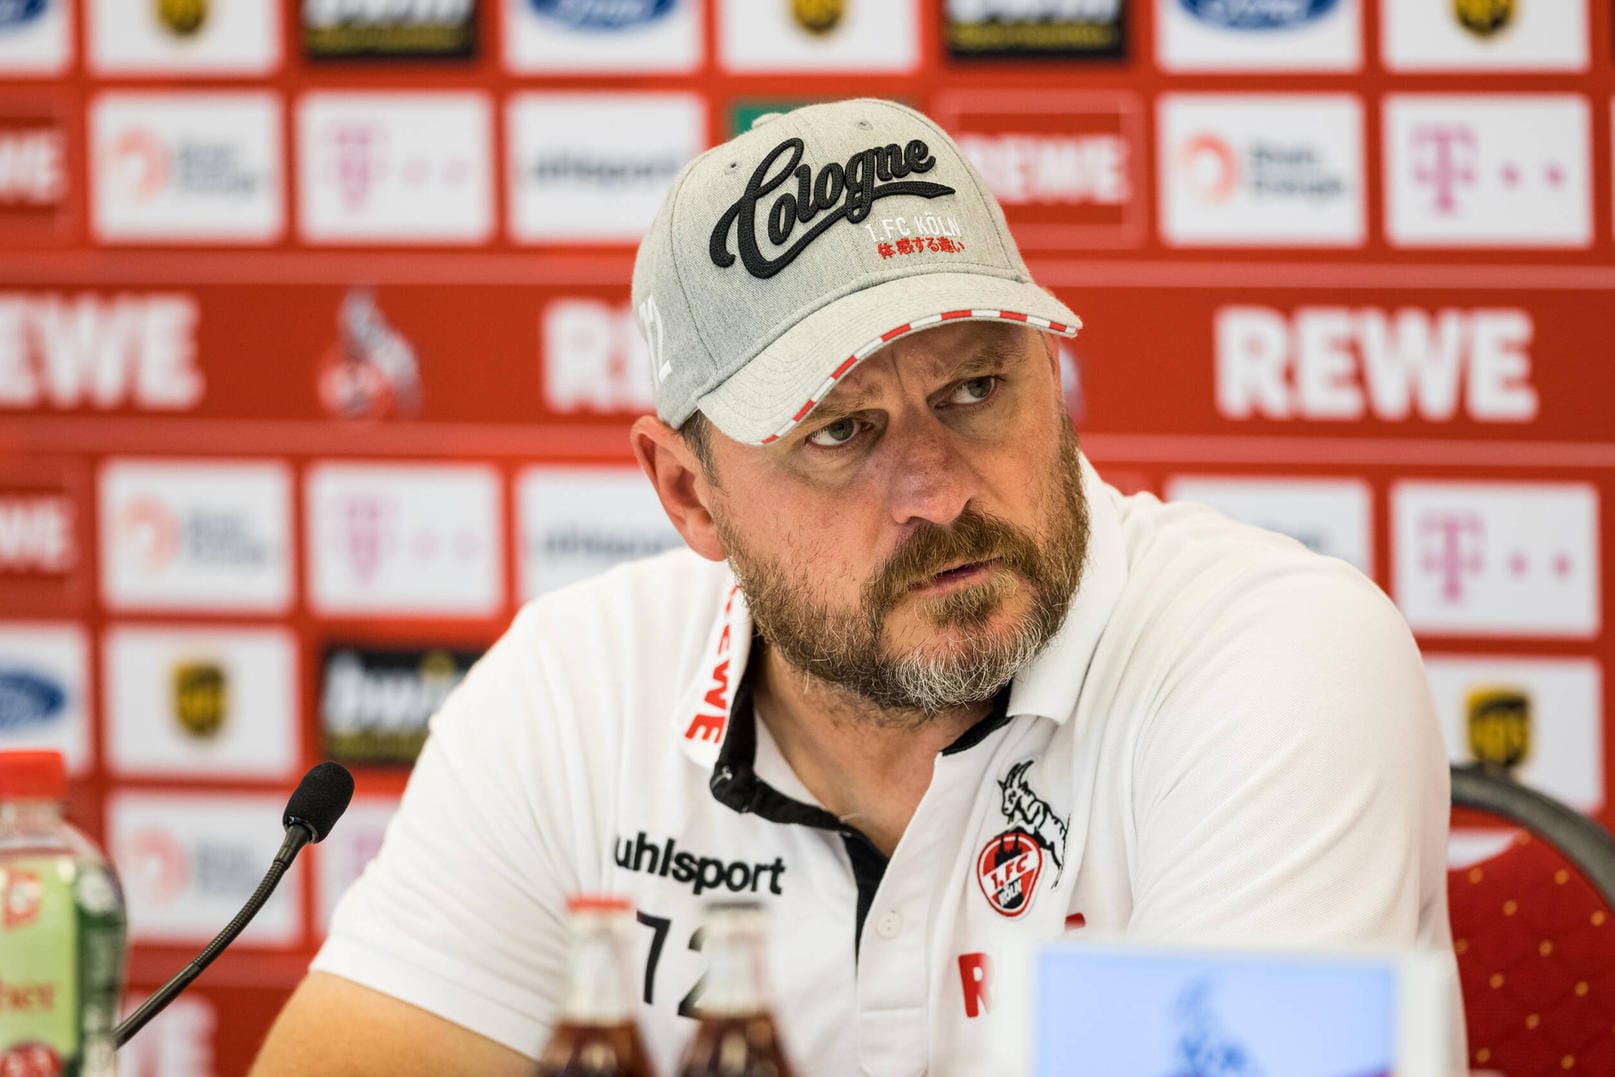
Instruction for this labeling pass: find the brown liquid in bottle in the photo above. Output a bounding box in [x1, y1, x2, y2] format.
[676, 903, 797, 1077]
[536, 896, 657, 1077]
[536, 1021, 655, 1077]
[677, 1014, 794, 1077]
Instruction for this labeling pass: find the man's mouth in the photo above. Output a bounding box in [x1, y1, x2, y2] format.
[911, 558, 997, 594]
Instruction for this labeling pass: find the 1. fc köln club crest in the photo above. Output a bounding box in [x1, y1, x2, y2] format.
[976, 830, 1044, 918]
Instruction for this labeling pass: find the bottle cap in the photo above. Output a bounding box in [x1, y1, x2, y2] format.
[0, 750, 67, 800]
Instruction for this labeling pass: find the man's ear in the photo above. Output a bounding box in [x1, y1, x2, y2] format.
[630, 415, 726, 563]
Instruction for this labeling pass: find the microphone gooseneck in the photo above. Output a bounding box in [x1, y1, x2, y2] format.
[114, 762, 356, 1049]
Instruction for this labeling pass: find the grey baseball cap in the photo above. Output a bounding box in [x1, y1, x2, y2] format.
[632, 97, 1081, 446]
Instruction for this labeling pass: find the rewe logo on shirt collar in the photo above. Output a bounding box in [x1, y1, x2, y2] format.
[709, 136, 956, 280]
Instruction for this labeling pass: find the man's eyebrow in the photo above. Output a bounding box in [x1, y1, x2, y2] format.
[799, 337, 1026, 430]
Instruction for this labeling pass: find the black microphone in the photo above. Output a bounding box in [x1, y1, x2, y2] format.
[114, 762, 355, 1048]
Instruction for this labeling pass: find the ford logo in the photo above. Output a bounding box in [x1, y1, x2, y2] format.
[1178, 0, 1339, 30]
[0, 0, 48, 31]
[528, 0, 677, 31]
[0, 669, 66, 732]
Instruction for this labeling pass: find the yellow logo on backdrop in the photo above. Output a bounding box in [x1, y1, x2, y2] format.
[1466, 685, 1531, 772]
[792, 0, 843, 35]
[1454, 0, 1514, 37]
[157, 0, 208, 37]
[173, 660, 228, 739]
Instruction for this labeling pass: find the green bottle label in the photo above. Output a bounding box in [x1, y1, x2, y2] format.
[0, 857, 126, 1077]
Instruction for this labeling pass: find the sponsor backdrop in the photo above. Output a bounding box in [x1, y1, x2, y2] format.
[1, 0, 1612, 1068]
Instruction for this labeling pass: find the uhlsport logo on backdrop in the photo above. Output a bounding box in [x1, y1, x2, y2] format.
[103, 625, 298, 779]
[943, 0, 1125, 60]
[99, 460, 292, 612]
[320, 645, 480, 765]
[0, 108, 69, 238]
[1158, 95, 1362, 246]
[507, 92, 705, 244]
[506, 0, 699, 73]
[1213, 304, 1541, 424]
[89, 0, 278, 74]
[0, 623, 87, 772]
[939, 92, 1141, 248]
[111, 793, 303, 946]
[1384, 95, 1590, 247]
[317, 288, 422, 420]
[306, 463, 503, 616]
[0, 292, 203, 412]
[1157, 0, 1357, 71]
[517, 466, 682, 599]
[1425, 657, 1603, 813]
[717, 0, 918, 73]
[91, 93, 283, 243]
[303, 0, 478, 60]
[0, 0, 71, 75]
[1164, 476, 1372, 574]
[1392, 481, 1599, 638]
[298, 92, 492, 244]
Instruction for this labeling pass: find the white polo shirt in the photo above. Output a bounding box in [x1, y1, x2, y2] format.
[313, 458, 1460, 1076]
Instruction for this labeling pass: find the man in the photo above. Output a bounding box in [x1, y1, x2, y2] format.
[253, 99, 1459, 1075]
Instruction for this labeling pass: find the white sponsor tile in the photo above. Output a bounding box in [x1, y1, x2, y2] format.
[306, 462, 503, 616]
[1156, 0, 1359, 72]
[314, 796, 397, 934]
[99, 459, 293, 613]
[1158, 95, 1363, 247]
[109, 791, 303, 946]
[517, 466, 682, 600]
[1382, 3, 1586, 72]
[103, 624, 298, 780]
[297, 92, 492, 244]
[507, 92, 705, 245]
[1392, 481, 1599, 637]
[116, 994, 216, 1077]
[504, 0, 700, 73]
[541, 296, 656, 414]
[1425, 655, 1603, 813]
[718, 0, 918, 73]
[0, 0, 73, 76]
[88, 0, 278, 75]
[1163, 475, 1371, 575]
[90, 92, 283, 244]
[0, 622, 89, 774]
[1384, 95, 1590, 248]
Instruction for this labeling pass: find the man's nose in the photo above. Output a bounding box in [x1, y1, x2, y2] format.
[880, 419, 978, 528]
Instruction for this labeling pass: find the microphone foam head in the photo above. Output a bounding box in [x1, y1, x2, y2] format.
[283, 761, 356, 843]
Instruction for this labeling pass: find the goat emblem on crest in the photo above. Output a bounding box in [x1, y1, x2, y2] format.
[998, 760, 1069, 884]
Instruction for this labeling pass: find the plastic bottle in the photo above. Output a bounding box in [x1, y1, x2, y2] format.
[676, 902, 795, 1077]
[535, 895, 656, 1077]
[0, 749, 126, 1076]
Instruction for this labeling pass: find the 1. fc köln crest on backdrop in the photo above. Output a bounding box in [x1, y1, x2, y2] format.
[977, 830, 1044, 919]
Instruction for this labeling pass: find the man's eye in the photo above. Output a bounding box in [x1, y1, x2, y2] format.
[950, 376, 997, 404]
[806, 417, 860, 448]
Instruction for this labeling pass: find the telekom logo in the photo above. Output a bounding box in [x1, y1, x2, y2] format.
[341, 496, 388, 582]
[1411, 124, 1477, 215]
[1420, 512, 1484, 602]
[329, 123, 381, 210]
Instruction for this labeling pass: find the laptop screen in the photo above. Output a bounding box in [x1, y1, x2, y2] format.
[1033, 945, 1400, 1077]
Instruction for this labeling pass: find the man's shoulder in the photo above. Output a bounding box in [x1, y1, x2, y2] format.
[1104, 486, 1399, 657]
[508, 547, 732, 668]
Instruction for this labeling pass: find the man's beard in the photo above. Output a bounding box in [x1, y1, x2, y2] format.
[716, 423, 1090, 719]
